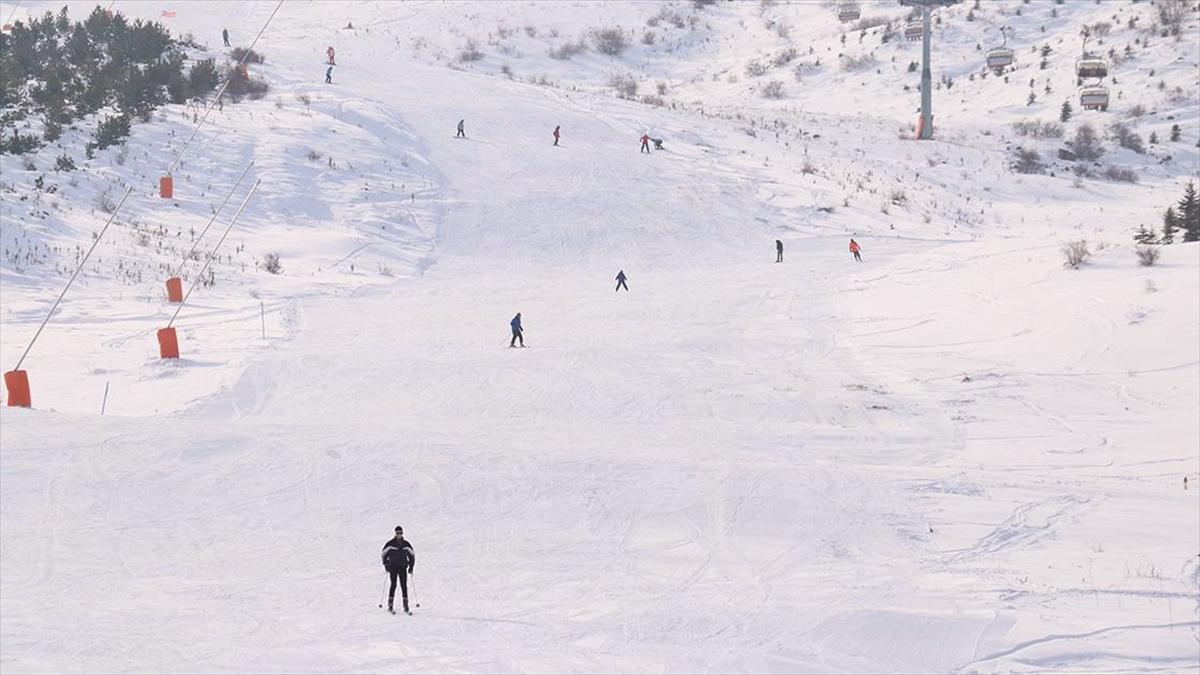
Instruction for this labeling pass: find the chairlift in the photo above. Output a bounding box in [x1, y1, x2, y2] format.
[1079, 85, 1110, 111]
[904, 21, 923, 42]
[837, 3, 861, 22]
[986, 27, 1014, 71]
[1075, 34, 1109, 79]
[1076, 57, 1109, 79]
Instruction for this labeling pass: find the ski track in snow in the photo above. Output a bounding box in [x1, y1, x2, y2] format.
[2, 1, 1200, 673]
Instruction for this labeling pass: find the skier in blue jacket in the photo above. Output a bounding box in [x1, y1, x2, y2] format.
[510, 312, 524, 347]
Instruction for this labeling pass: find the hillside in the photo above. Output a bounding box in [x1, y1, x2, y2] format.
[1, 1, 1198, 672]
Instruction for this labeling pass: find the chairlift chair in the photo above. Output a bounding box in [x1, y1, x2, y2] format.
[904, 21, 923, 41]
[1076, 57, 1109, 79]
[1079, 85, 1110, 111]
[837, 3, 861, 22]
[986, 27, 1014, 71]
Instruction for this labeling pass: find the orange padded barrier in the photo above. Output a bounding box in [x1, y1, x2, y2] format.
[160, 175, 173, 199]
[166, 277, 183, 303]
[4, 370, 31, 407]
[157, 327, 180, 359]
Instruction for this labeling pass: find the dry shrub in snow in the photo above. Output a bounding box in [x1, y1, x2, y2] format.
[263, 252, 282, 274]
[761, 81, 785, 100]
[1011, 147, 1046, 174]
[1012, 119, 1064, 139]
[1061, 240, 1091, 269]
[1103, 166, 1139, 183]
[1108, 123, 1146, 154]
[1135, 245, 1161, 266]
[840, 53, 877, 72]
[548, 39, 587, 60]
[458, 40, 483, 62]
[607, 72, 637, 98]
[745, 60, 768, 78]
[592, 28, 628, 56]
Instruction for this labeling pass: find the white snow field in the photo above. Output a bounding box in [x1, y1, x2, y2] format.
[2, 0, 1199, 672]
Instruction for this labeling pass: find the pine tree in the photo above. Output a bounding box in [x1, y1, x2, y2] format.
[1133, 225, 1157, 245]
[1161, 207, 1178, 244]
[1179, 181, 1200, 242]
[1060, 100, 1072, 122]
[1170, 124, 1181, 142]
[1149, 131, 1158, 144]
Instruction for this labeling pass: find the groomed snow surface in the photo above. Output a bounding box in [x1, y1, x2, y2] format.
[2, 1, 1199, 672]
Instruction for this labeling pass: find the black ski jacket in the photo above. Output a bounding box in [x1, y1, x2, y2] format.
[382, 537, 415, 573]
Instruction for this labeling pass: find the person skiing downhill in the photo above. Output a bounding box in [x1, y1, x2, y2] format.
[326, 46, 336, 65]
[640, 134, 650, 154]
[849, 238, 862, 262]
[222, 28, 230, 47]
[325, 65, 333, 84]
[381, 526, 415, 614]
[615, 270, 629, 292]
[510, 312, 525, 347]
[776, 239, 784, 263]
[552, 125, 560, 146]
[456, 119, 465, 138]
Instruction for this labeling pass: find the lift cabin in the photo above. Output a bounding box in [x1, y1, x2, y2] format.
[1079, 85, 1110, 111]
[837, 3, 861, 22]
[904, 21, 923, 41]
[1076, 57, 1109, 79]
[986, 27, 1013, 71]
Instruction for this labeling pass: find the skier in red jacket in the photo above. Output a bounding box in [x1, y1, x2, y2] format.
[640, 134, 650, 153]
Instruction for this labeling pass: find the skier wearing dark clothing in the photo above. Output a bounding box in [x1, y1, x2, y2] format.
[510, 313, 524, 347]
[651, 138, 664, 150]
[456, 119, 465, 138]
[615, 270, 629, 292]
[640, 134, 650, 153]
[222, 28, 230, 47]
[325, 65, 333, 84]
[776, 239, 784, 263]
[381, 526, 415, 614]
[553, 125, 560, 146]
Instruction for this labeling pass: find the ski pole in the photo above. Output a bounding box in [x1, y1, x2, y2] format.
[411, 572, 420, 609]
[378, 572, 388, 608]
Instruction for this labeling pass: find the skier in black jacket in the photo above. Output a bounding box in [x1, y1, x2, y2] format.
[381, 526, 415, 614]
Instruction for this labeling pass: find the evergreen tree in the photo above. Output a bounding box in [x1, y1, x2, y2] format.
[1133, 225, 1157, 245]
[1161, 207, 1178, 244]
[1179, 181, 1200, 242]
[1170, 124, 1181, 142]
[1149, 131, 1158, 144]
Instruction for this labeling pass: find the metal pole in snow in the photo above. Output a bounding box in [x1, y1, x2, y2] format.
[169, 180, 261, 328]
[261, 301, 266, 339]
[101, 382, 109, 415]
[919, 5, 933, 140]
[12, 186, 134, 372]
[172, 161, 254, 280]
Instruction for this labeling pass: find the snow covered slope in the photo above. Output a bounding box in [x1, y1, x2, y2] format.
[2, 1, 1198, 672]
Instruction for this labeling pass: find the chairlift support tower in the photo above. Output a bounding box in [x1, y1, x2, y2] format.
[900, 0, 959, 140]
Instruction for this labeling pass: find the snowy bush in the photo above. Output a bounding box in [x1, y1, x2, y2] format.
[548, 39, 588, 60]
[1061, 240, 1091, 269]
[592, 28, 628, 56]
[1012, 120, 1064, 139]
[607, 72, 638, 98]
[1103, 166, 1139, 183]
[224, 66, 270, 102]
[89, 114, 132, 152]
[642, 30, 656, 45]
[263, 252, 283, 274]
[231, 47, 265, 64]
[1108, 123, 1146, 154]
[1068, 124, 1104, 162]
[853, 16, 891, 32]
[1011, 147, 1046, 174]
[306, 149, 323, 161]
[1, 131, 43, 156]
[761, 81, 785, 100]
[1134, 245, 1161, 267]
[745, 60, 768, 78]
[54, 153, 76, 172]
[773, 48, 798, 67]
[840, 53, 877, 72]
[458, 40, 484, 62]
